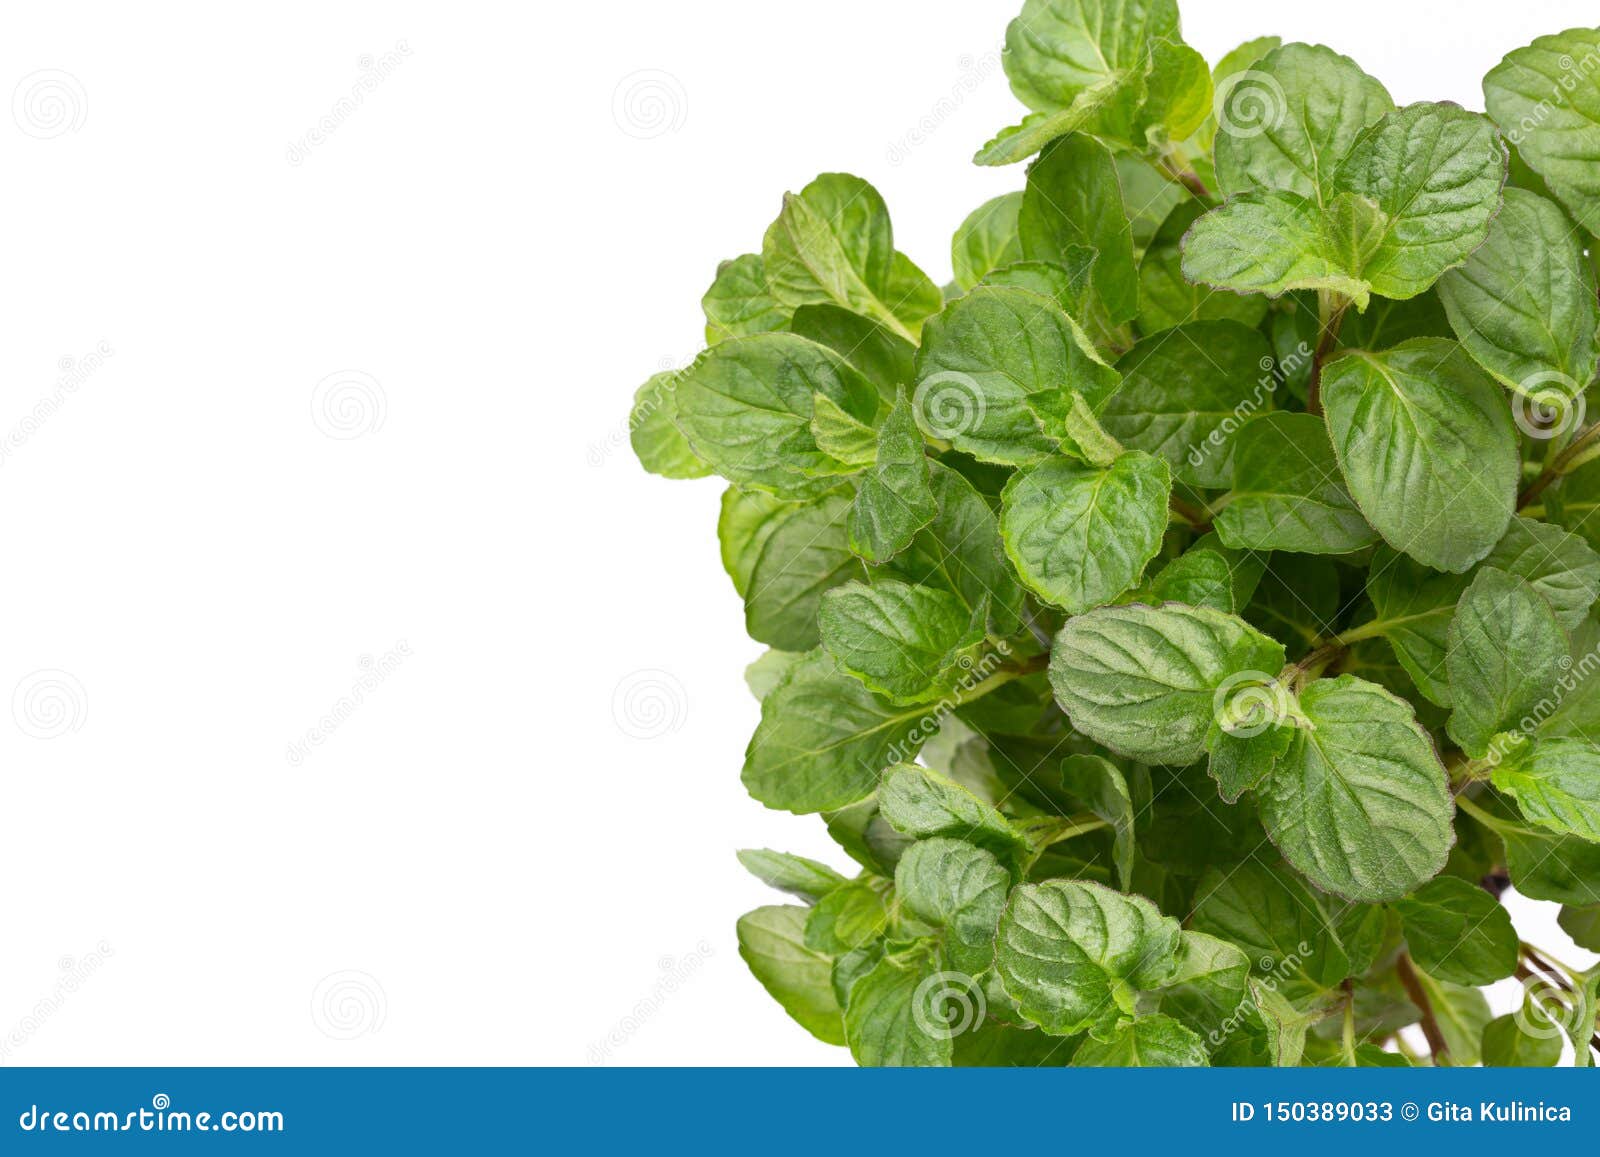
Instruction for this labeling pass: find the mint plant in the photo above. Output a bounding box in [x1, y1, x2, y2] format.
[630, 0, 1600, 1066]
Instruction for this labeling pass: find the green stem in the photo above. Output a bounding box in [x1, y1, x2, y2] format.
[1306, 290, 1351, 417]
[1520, 418, 1600, 508]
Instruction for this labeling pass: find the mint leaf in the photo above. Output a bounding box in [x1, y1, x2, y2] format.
[805, 879, 891, 954]
[1492, 737, 1600, 842]
[996, 880, 1182, 1037]
[1070, 1014, 1210, 1066]
[912, 286, 1119, 465]
[674, 333, 880, 499]
[1446, 568, 1568, 757]
[1485, 28, 1600, 235]
[742, 653, 936, 813]
[950, 193, 1023, 290]
[847, 394, 937, 564]
[1049, 602, 1286, 765]
[1438, 188, 1600, 397]
[819, 580, 982, 704]
[1363, 546, 1470, 707]
[1394, 876, 1518, 986]
[737, 905, 847, 1045]
[1322, 340, 1517, 573]
[878, 764, 1027, 861]
[1158, 930, 1252, 1043]
[790, 304, 916, 402]
[893, 837, 1010, 974]
[1257, 675, 1454, 902]
[702, 254, 789, 344]
[843, 950, 954, 1066]
[737, 849, 850, 903]
[1191, 861, 1352, 992]
[1000, 452, 1171, 612]
[630, 372, 712, 479]
[762, 174, 941, 342]
[1481, 1012, 1563, 1067]
[1213, 411, 1377, 553]
[745, 493, 864, 652]
[1019, 135, 1140, 325]
[1060, 753, 1137, 889]
[1100, 320, 1275, 488]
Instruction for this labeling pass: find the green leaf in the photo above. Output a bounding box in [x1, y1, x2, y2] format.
[1000, 0, 1179, 137]
[1049, 602, 1286, 765]
[1158, 930, 1252, 1043]
[1394, 876, 1518, 986]
[1363, 546, 1470, 707]
[761, 173, 941, 342]
[1256, 675, 1454, 902]
[976, 72, 1141, 166]
[805, 879, 891, 954]
[674, 333, 881, 499]
[1026, 388, 1124, 466]
[912, 286, 1120, 465]
[1070, 1014, 1209, 1066]
[737, 905, 847, 1045]
[1191, 861, 1352, 991]
[1558, 904, 1600, 951]
[1244, 554, 1340, 657]
[1481, 1012, 1563, 1067]
[1412, 969, 1493, 1066]
[996, 880, 1182, 1037]
[1500, 819, 1600, 905]
[1060, 754, 1136, 889]
[1446, 568, 1568, 757]
[847, 394, 936, 564]
[950, 193, 1023, 290]
[630, 372, 712, 479]
[1482, 516, 1600, 632]
[1099, 321, 1275, 488]
[1492, 737, 1600, 842]
[790, 304, 916, 401]
[703, 254, 789, 345]
[979, 254, 1098, 321]
[1126, 547, 1234, 614]
[1020, 135, 1140, 325]
[1136, 202, 1271, 334]
[718, 486, 793, 599]
[1214, 412, 1377, 554]
[1322, 340, 1517, 572]
[1438, 188, 1600, 397]
[999, 452, 1171, 613]
[745, 493, 864, 652]
[894, 837, 1011, 974]
[744, 649, 804, 701]
[1485, 27, 1600, 236]
[819, 580, 981, 704]
[808, 393, 878, 466]
[877, 764, 1027, 861]
[1215, 43, 1393, 201]
[737, 848, 850, 903]
[843, 951, 954, 1066]
[882, 462, 1025, 637]
[1207, 721, 1293, 804]
[1189, 104, 1505, 308]
[742, 652, 937, 814]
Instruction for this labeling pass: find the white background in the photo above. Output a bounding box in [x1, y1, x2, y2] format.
[1, 0, 1596, 1066]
